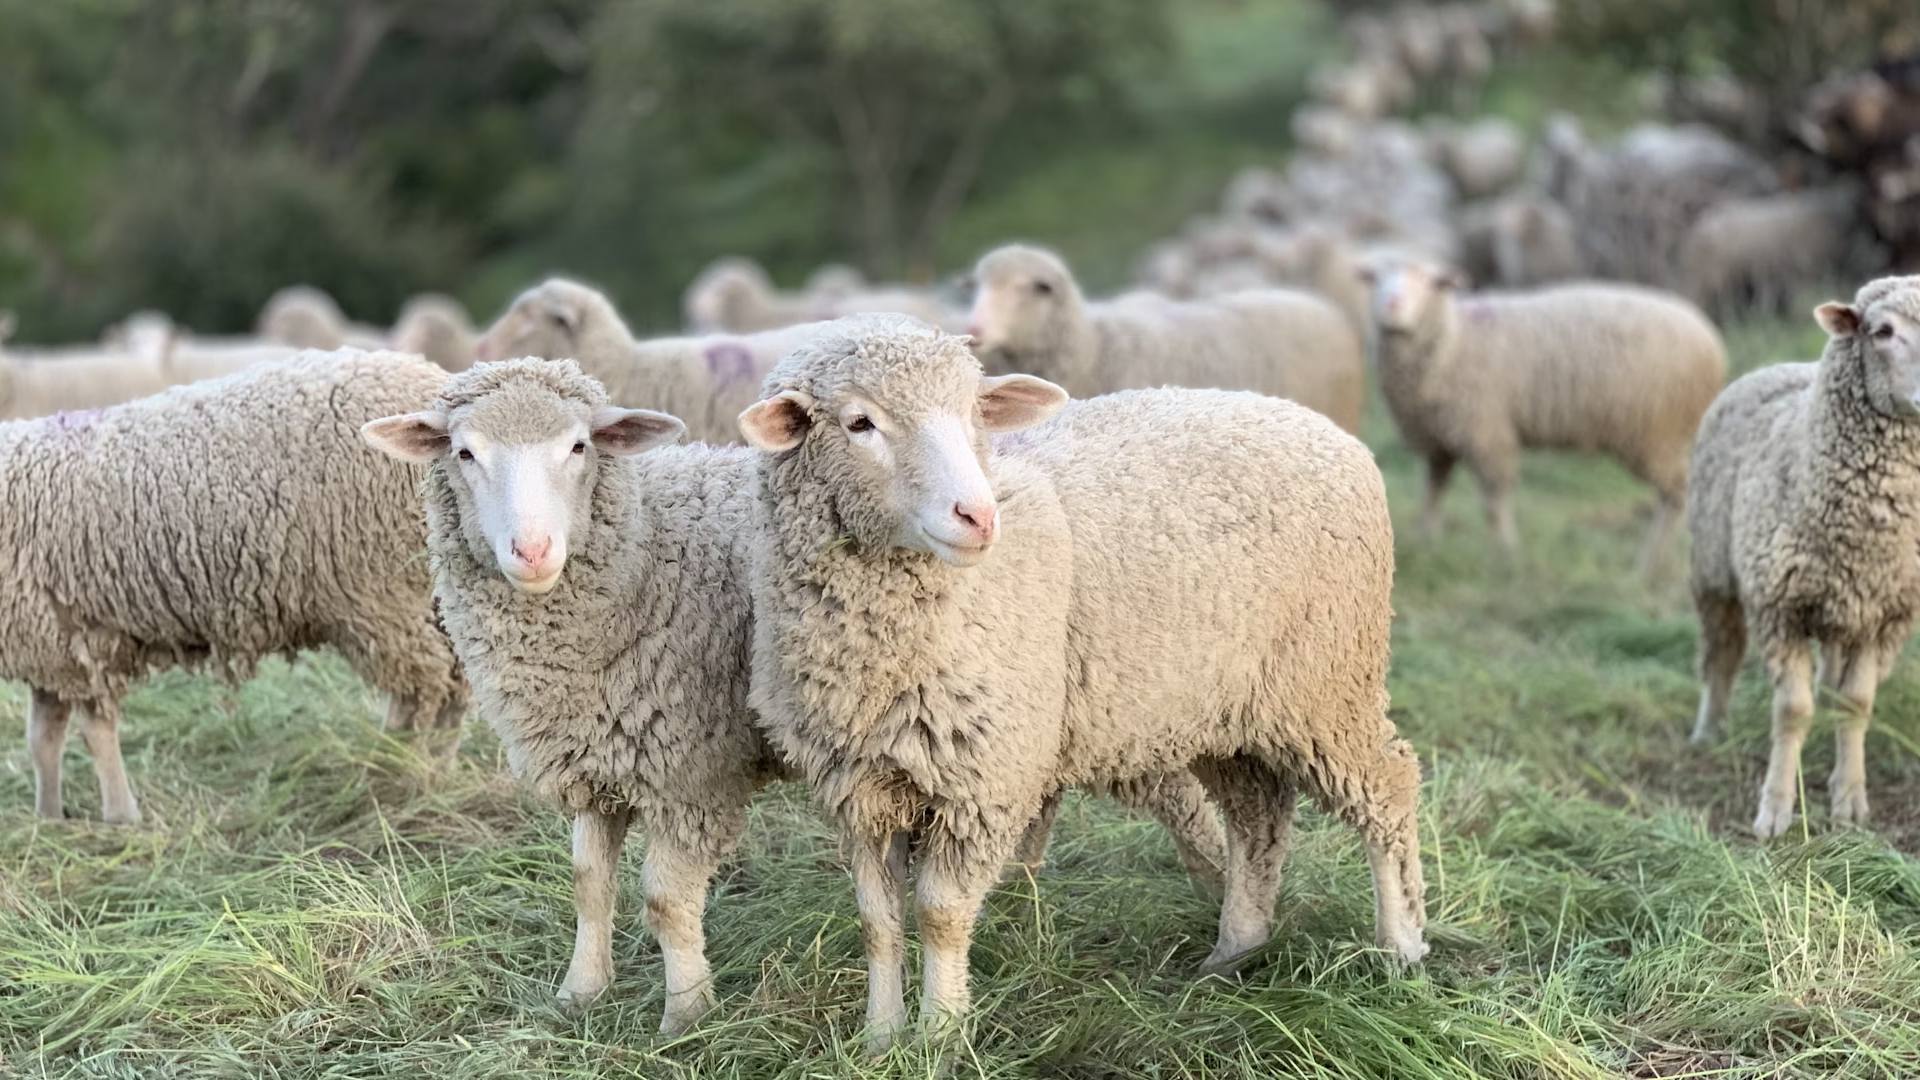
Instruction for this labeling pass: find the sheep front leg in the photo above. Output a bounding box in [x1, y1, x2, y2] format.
[853, 830, 911, 1055]
[642, 834, 722, 1035]
[558, 807, 630, 1008]
[76, 702, 140, 825]
[916, 835, 1014, 1042]
[28, 690, 70, 820]
[1754, 646, 1814, 839]
[1826, 645, 1878, 828]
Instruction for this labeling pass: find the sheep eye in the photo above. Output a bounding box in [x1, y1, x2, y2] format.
[1031, 280, 1054, 296]
[1875, 324, 1896, 340]
[846, 416, 875, 434]
[456, 448, 474, 461]
[572, 441, 587, 455]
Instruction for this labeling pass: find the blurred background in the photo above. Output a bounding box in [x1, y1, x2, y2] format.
[0, 0, 1916, 342]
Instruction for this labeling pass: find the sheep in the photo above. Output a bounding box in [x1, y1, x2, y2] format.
[1220, 166, 1296, 224]
[804, 264, 869, 304]
[1428, 117, 1525, 199]
[1292, 105, 1363, 159]
[968, 244, 1366, 434]
[739, 315, 1425, 1048]
[391, 292, 479, 372]
[1252, 226, 1372, 336]
[1687, 277, 1920, 837]
[257, 285, 384, 350]
[476, 277, 833, 444]
[1679, 185, 1877, 316]
[0, 347, 173, 421]
[7, 348, 467, 825]
[1459, 195, 1586, 289]
[361, 356, 1230, 1033]
[1360, 254, 1726, 570]
[682, 256, 817, 333]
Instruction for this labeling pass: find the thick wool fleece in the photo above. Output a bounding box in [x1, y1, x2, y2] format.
[420, 358, 785, 819]
[1378, 282, 1725, 504]
[974, 246, 1366, 434]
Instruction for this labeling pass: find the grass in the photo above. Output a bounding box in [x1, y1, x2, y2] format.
[7, 301, 1920, 1078]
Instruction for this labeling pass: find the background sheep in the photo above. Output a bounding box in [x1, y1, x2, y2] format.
[682, 256, 817, 334]
[390, 292, 479, 372]
[1687, 276, 1920, 838]
[8, 349, 467, 825]
[968, 244, 1366, 434]
[1679, 185, 1879, 316]
[1428, 117, 1525, 199]
[257, 285, 384, 350]
[741, 315, 1424, 1048]
[1361, 254, 1726, 570]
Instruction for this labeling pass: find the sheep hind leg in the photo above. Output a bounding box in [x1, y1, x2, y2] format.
[1191, 755, 1294, 976]
[76, 701, 140, 825]
[28, 690, 70, 820]
[1633, 491, 1684, 580]
[1008, 791, 1062, 878]
[854, 830, 911, 1056]
[1690, 592, 1746, 745]
[1754, 645, 1814, 839]
[558, 806, 631, 1009]
[1355, 740, 1429, 966]
[1107, 771, 1227, 903]
[1825, 644, 1878, 829]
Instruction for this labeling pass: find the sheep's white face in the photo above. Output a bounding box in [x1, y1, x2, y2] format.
[1360, 261, 1458, 333]
[1821, 294, 1920, 419]
[362, 394, 684, 594]
[740, 349, 1067, 568]
[475, 288, 589, 367]
[966, 249, 1073, 356]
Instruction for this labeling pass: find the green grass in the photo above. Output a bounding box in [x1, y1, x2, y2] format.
[7, 303, 1920, 1078]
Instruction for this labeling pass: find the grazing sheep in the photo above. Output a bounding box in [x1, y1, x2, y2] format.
[362, 357, 1230, 1033]
[477, 277, 831, 444]
[1687, 276, 1920, 837]
[8, 349, 467, 825]
[682, 256, 817, 334]
[1361, 254, 1725, 569]
[741, 315, 1424, 1048]
[257, 285, 383, 350]
[1459, 196, 1586, 289]
[968, 244, 1366, 434]
[1428, 117, 1526, 199]
[1679, 186, 1877, 316]
[391, 293, 479, 372]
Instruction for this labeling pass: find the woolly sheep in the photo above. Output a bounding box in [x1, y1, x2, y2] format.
[1253, 226, 1372, 336]
[968, 244, 1366, 434]
[9, 349, 467, 825]
[1687, 277, 1920, 837]
[1292, 105, 1363, 159]
[1679, 186, 1876, 316]
[803, 264, 868, 303]
[1361, 254, 1725, 569]
[1459, 196, 1585, 289]
[1220, 166, 1296, 224]
[739, 315, 1426, 1048]
[682, 256, 816, 334]
[0, 347, 172, 421]
[362, 356, 1230, 1034]
[1428, 117, 1526, 199]
[257, 285, 384, 350]
[476, 277, 831, 444]
[391, 292, 479, 372]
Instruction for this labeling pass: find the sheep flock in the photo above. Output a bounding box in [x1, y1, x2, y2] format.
[10, 0, 1920, 1062]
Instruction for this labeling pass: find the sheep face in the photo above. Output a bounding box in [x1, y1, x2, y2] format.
[1819, 280, 1920, 419]
[476, 282, 601, 367]
[363, 385, 683, 593]
[967, 246, 1076, 359]
[740, 331, 1065, 567]
[1360, 259, 1463, 333]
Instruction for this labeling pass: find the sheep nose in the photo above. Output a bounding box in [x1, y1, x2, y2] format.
[953, 501, 997, 543]
[510, 534, 553, 569]
[964, 325, 985, 345]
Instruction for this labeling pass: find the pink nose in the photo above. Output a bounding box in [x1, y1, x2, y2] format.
[953, 501, 997, 544]
[510, 534, 553, 570]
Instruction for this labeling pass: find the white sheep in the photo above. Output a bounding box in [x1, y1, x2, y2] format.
[8, 349, 468, 824]
[682, 256, 816, 333]
[1428, 117, 1526, 199]
[1687, 276, 1920, 837]
[1679, 185, 1875, 316]
[968, 244, 1366, 434]
[1361, 253, 1726, 570]
[257, 285, 384, 350]
[740, 315, 1425, 1048]
[390, 292, 479, 372]
[362, 356, 1231, 1034]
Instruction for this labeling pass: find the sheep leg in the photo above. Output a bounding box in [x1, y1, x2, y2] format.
[1108, 771, 1227, 903]
[853, 830, 911, 1055]
[1754, 646, 1814, 839]
[915, 841, 1006, 1043]
[1421, 454, 1456, 540]
[28, 690, 70, 820]
[1633, 492, 1683, 580]
[1307, 731, 1428, 966]
[1826, 645, 1878, 829]
[76, 702, 140, 825]
[1192, 755, 1294, 976]
[558, 807, 630, 1008]
[1009, 791, 1062, 876]
[1690, 592, 1746, 745]
[642, 834, 722, 1035]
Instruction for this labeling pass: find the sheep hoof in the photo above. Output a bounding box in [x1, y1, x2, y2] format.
[864, 1019, 907, 1058]
[1829, 787, 1870, 829]
[658, 988, 716, 1037]
[555, 979, 608, 1014]
[101, 805, 143, 827]
[1752, 799, 1795, 840]
[1197, 945, 1255, 978]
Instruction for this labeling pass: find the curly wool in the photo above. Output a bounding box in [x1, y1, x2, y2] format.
[420, 357, 784, 821]
[0, 347, 466, 723]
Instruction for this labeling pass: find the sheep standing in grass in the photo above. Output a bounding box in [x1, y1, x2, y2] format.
[968, 244, 1366, 434]
[362, 357, 1229, 1034]
[6, 350, 467, 825]
[1679, 186, 1876, 316]
[1687, 276, 1920, 837]
[1361, 255, 1725, 570]
[742, 315, 1424, 1049]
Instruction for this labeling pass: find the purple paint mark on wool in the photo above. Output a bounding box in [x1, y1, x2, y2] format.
[704, 343, 758, 386]
[44, 408, 105, 433]
[1461, 300, 1496, 326]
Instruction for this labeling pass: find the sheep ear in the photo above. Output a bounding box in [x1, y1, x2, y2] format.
[590, 406, 684, 455]
[1436, 269, 1470, 291]
[978, 374, 1068, 432]
[739, 390, 814, 452]
[1815, 302, 1861, 338]
[361, 411, 450, 462]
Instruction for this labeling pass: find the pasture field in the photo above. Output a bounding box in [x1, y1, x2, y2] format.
[7, 305, 1920, 1079]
